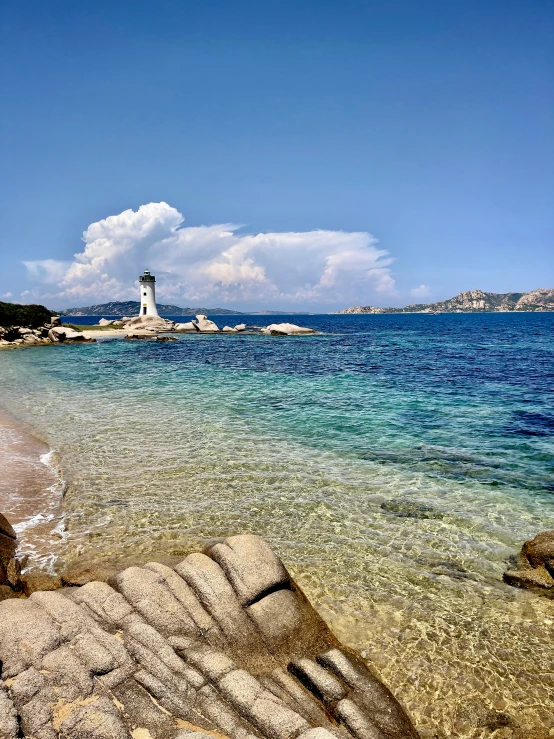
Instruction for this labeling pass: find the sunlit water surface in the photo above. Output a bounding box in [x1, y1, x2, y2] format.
[1, 313, 553, 737]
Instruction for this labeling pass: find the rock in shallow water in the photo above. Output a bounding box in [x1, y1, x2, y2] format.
[503, 530, 554, 597]
[380, 499, 444, 520]
[0, 534, 418, 739]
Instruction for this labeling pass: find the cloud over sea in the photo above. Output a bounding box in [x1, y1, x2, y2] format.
[21, 202, 396, 310]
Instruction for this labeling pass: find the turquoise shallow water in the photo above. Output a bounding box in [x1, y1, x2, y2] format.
[1, 313, 553, 736]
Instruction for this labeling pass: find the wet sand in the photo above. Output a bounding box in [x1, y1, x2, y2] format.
[0, 408, 65, 569]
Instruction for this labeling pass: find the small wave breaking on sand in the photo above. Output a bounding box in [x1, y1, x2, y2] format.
[0, 410, 66, 570]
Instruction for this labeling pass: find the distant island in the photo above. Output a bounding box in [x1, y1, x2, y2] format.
[336, 288, 554, 314]
[59, 301, 245, 316]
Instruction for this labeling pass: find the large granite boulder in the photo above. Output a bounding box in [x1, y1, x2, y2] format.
[261, 324, 316, 336]
[123, 316, 175, 333]
[0, 535, 418, 739]
[503, 530, 554, 596]
[0, 514, 21, 600]
[193, 315, 220, 332]
[48, 327, 95, 343]
[174, 322, 199, 333]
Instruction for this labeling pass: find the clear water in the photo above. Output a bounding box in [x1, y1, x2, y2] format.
[1, 313, 553, 736]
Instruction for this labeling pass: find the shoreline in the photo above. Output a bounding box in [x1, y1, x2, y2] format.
[0, 407, 65, 570]
[2, 319, 554, 736]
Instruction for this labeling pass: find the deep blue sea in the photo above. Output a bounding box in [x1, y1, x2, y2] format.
[1, 312, 553, 733]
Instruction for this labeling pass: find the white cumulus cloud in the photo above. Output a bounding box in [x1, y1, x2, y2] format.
[22, 202, 396, 309]
[410, 284, 431, 299]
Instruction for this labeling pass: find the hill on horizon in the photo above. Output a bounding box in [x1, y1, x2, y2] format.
[337, 288, 554, 314]
[58, 301, 244, 316]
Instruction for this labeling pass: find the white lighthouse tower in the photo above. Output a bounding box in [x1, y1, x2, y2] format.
[138, 270, 159, 317]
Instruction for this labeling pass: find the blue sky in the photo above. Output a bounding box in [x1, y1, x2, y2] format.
[1, 0, 552, 311]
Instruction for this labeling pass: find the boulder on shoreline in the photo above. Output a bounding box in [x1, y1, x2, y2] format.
[174, 321, 198, 332]
[503, 530, 554, 597]
[0, 321, 94, 348]
[193, 314, 220, 332]
[48, 326, 95, 343]
[122, 315, 176, 333]
[0, 532, 418, 739]
[0, 514, 22, 600]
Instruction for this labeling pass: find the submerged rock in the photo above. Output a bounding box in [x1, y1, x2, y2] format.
[504, 530, 554, 597]
[0, 534, 418, 739]
[381, 499, 444, 520]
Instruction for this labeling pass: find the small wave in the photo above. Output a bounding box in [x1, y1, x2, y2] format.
[40, 449, 66, 498]
[13, 511, 55, 534]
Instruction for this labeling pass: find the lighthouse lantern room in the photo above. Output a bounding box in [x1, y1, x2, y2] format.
[138, 270, 159, 317]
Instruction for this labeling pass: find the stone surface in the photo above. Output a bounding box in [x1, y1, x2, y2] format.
[174, 322, 198, 332]
[522, 530, 554, 573]
[22, 571, 63, 596]
[263, 323, 316, 335]
[0, 535, 418, 739]
[193, 315, 220, 332]
[48, 327, 94, 343]
[123, 316, 175, 333]
[503, 530, 554, 596]
[222, 326, 238, 332]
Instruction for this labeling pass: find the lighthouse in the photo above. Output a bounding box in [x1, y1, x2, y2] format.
[138, 270, 159, 317]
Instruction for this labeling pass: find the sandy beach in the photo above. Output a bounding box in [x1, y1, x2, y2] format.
[0, 409, 65, 569]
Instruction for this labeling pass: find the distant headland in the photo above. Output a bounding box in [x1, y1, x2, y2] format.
[336, 288, 554, 314]
[59, 301, 244, 316]
[58, 302, 314, 316]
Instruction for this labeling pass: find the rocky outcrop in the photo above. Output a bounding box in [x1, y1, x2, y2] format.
[0, 320, 95, 348]
[0, 534, 418, 739]
[261, 324, 317, 336]
[48, 327, 95, 343]
[193, 315, 220, 332]
[121, 316, 176, 333]
[174, 322, 199, 333]
[503, 530, 554, 597]
[0, 514, 21, 601]
[98, 319, 123, 327]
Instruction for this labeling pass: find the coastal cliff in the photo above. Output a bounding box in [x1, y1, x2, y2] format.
[337, 288, 554, 314]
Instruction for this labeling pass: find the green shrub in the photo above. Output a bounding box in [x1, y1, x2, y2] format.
[0, 301, 52, 328]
